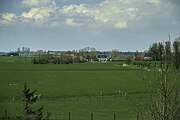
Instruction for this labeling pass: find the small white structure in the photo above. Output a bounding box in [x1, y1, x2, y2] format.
[123, 64, 128, 67]
[144, 57, 152, 60]
[159, 68, 162, 72]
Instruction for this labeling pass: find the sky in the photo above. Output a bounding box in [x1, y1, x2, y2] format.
[0, 0, 180, 52]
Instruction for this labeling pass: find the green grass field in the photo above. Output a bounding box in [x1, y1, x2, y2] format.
[0, 57, 179, 120]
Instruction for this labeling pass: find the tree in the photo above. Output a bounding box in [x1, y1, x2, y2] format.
[164, 41, 172, 62]
[137, 56, 180, 120]
[173, 38, 180, 70]
[110, 49, 119, 60]
[149, 43, 159, 61]
[158, 42, 164, 61]
[17, 84, 50, 120]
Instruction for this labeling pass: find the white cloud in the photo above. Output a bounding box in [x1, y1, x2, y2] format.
[1, 13, 17, 21]
[0, 13, 17, 26]
[61, 4, 89, 14]
[59, 0, 141, 29]
[65, 18, 74, 26]
[127, 8, 139, 18]
[117, 0, 161, 5]
[65, 18, 81, 26]
[20, 0, 56, 7]
[0, 0, 177, 29]
[114, 21, 127, 29]
[146, 0, 161, 5]
[21, 5, 57, 21]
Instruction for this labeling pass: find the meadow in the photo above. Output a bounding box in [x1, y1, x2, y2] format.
[0, 57, 179, 120]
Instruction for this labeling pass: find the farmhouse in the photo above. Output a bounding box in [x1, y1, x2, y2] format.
[136, 53, 145, 60]
[7, 52, 19, 56]
[97, 54, 108, 61]
[48, 51, 62, 56]
[144, 53, 152, 60]
[0, 52, 7, 56]
[86, 55, 93, 61]
[118, 55, 135, 60]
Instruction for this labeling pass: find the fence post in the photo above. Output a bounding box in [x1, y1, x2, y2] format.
[77, 96, 78, 101]
[114, 95, 116, 101]
[137, 111, 139, 120]
[5, 110, 8, 118]
[91, 113, 93, 120]
[114, 113, 116, 120]
[100, 91, 103, 100]
[88, 96, 91, 101]
[69, 112, 71, 120]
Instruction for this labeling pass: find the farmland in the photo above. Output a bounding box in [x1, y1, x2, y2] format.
[0, 57, 179, 120]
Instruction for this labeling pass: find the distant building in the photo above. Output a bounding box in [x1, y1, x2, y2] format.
[118, 56, 126, 60]
[144, 53, 152, 60]
[86, 55, 93, 61]
[7, 52, 19, 56]
[48, 51, 62, 56]
[0, 52, 7, 56]
[97, 54, 108, 61]
[144, 57, 152, 60]
[118, 55, 135, 60]
[136, 53, 145, 60]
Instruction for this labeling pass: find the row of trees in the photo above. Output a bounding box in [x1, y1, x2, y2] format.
[148, 37, 180, 69]
[138, 61, 180, 120]
[173, 38, 180, 69]
[138, 37, 180, 120]
[32, 54, 88, 64]
[32, 55, 85, 64]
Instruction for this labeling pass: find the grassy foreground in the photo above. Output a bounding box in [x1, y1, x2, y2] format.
[0, 57, 179, 119]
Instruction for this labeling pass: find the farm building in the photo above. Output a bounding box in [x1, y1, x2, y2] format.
[136, 53, 145, 60]
[118, 55, 135, 60]
[7, 52, 19, 56]
[97, 54, 108, 61]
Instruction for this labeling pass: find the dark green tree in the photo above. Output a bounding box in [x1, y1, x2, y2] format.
[17, 84, 50, 120]
[164, 41, 172, 62]
[158, 42, 164, 61]
[149, 43, 159, 61]
[173, 38, 180, 70]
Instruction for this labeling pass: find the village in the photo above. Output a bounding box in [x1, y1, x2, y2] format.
[0, 46, 152, 63]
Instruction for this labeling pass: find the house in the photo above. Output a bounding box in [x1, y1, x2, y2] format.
[97, 54, 108, 61]
[7, 52, 19, 56]
[86, 55, 93, 61]
[118, 55, 135, 60]
[136, 53, 145, 60]
[144, 53, 152, 60]
[118, 56, 126, 60]
[125, 55, 134, 60]
[0, 52, 7, 56]
[48, 51, 62, 56]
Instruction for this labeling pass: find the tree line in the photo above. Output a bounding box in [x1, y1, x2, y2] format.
[147, 37, 180, 69]
[32, 51, 98, 64]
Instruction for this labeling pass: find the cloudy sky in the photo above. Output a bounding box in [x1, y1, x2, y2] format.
[0, 0, 180, 52]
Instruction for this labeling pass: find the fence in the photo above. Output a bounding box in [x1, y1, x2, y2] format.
[1, 91, 148, 120]
[51, 112, 135, 120]
[1, 90, 148, 102]
[1, 110, 137, 120]
[42, 90, 148, 102]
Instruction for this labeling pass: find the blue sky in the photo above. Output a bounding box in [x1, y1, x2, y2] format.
[0, 0, 180, 52]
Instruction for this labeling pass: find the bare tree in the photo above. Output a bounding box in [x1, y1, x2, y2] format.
[138, 58, 180, 120]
